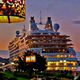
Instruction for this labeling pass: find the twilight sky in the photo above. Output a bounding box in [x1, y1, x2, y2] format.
[0, 0, 80, 58]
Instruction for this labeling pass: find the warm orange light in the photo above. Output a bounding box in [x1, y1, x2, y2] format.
[31, 56, 36, 62]
[57, 55, 60, 58]
[71, 55, 75, 58]
[2, 4, 6, 9]
[13, 58, 19, 61]
[26, 55, 36, 62]
[26, 56, 31, 62]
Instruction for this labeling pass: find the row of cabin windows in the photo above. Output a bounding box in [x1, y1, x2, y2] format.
[10, 47, 19, 53]
[10, 50, 19, 58]
[25, 36, 68, 40]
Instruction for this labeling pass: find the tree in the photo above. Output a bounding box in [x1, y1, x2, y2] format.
[66, 73, 74, 79]
[0, 73, 8, 80]
[16, 50, 47, 73]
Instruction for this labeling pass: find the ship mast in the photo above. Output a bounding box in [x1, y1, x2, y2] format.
[39, 10, 42, 24]
[22, 25, 26, 36]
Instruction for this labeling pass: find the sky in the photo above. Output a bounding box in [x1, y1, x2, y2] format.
[0, 50, 9, 58]
[0, 0, 80, 58]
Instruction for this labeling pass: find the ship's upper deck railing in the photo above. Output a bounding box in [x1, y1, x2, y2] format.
[41, 52, 76, 56]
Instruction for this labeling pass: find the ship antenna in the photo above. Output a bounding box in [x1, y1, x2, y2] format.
[39, 10, 42, 24]
[22, 25, 26, 35]
[23, 25, 26, 31]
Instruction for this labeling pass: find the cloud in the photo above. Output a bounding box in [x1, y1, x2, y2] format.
[73, 20, 80, 24]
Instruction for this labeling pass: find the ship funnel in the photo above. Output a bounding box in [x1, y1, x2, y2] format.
[30, 16, 39, 31]
[30, 17, 35, 23]
[22, 25, 26, 36]
[45, 17, 53, 30]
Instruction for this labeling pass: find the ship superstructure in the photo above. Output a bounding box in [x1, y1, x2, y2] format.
[8, 17, 77, 71]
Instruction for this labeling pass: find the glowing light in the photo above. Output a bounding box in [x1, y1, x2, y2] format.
[73, 62, 76, 66]
[71, 55, 75, 58]
[13, 58, 19, 61]
[26, 56, 30, 62]
[47, 62, 53, 66]
[11, 62, 14, 65]
[47, 67, 51, 70]
[64, 63, 66, 66]
[2, 63, 5, 65]
[56, 62, 58, 66]
[69, 54, 71, 57]
[47, 67, 53, 70]
[31, 56, 36, 62]
[55, 67, 58, 70]
[57, 55, 60, 58]
[64, 60, 66, 62]
[26, 55, 36, 62]
[65, 55, 67, 57]
[2, 4, 6, 9]
[64, 67, 66, 70]
[61, 55, 63, 57]
[60, 60, 62, 62]
[9, 0, 13, 2]
[43, 49, 45, 51]
[63, 49, 65, 52]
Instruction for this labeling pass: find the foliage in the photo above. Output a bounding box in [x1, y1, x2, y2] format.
[13, 71, 30, 79]
[54, 73, 65, 78]
[16, 50, 47, 74]
[0, 73, 6, 80]
[4, 72, 13, 78]
[66, 73, 74, 79]
[8, 77, 18, 80]
[2, 72, 29, 80]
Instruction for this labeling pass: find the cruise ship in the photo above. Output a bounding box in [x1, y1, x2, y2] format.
[8, 16, 77, 71]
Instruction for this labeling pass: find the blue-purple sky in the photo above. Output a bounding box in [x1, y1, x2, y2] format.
[0, 0, 80, 58]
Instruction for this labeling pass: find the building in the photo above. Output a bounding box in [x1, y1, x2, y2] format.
[8, 17, 77, 71]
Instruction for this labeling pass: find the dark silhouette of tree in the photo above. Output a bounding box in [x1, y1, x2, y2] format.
[16, 50, 47, 73]
[8, 77, 17, 80]
[32, 53, 47, 71]
[0, 73, 8, 80]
